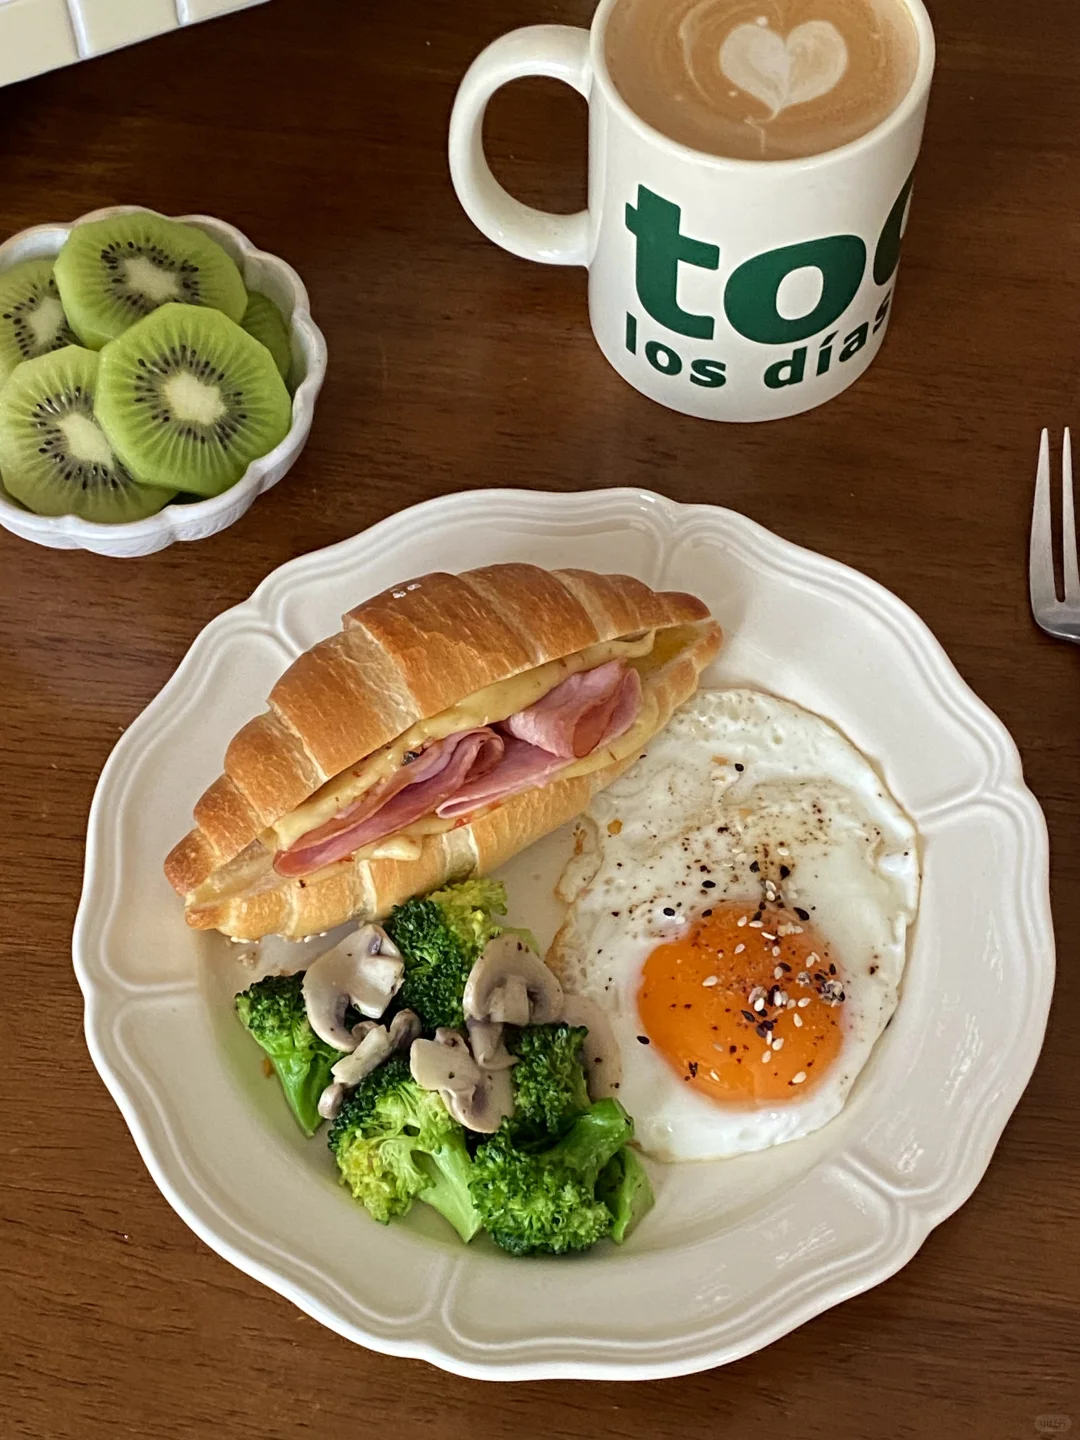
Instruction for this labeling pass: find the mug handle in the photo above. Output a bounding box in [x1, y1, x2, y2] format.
[448, 26, 592, 267]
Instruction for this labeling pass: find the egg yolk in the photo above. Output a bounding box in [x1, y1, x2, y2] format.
[637, 902, 846, 1103]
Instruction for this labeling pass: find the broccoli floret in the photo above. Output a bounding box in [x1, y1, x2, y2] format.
[597, 1146, 655, 1243]
[386, 878, 509, 1030]
[235, 972, 338, 1137]
[327, 1055, 481, 1242]
[507, 1024, 591, 1138]
[470, 1098, 635, 1256]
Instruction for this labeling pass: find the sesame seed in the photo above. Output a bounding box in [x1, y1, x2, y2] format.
[790, 1071, 807, 1085]
[702, 975, 718, 988]
[749, 920, 764, 929]
[761, 932, 776, 941]
[798, 996, 811, 1008]
[735, 943, 746, 955]
[772, 1036, 784, 1051]
[710, 1069, 720, 1081]
[794, 1013, 804, 1028]
[772, 946, 781, 957]
[737, 915, 748, 927]
[761, 1051, 772, 1063]
[773, 966, 784, 979]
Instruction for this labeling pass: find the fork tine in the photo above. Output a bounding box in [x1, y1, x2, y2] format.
[1063, 428, 1079, 602]
[1030, 428, 1058, 613]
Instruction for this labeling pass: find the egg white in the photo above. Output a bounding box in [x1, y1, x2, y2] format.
[551, 689, 920, 1163]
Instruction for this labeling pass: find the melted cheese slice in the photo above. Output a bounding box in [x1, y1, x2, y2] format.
[268, 630, 658, 851]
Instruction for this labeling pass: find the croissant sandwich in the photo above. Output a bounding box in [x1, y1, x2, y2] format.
[165, 563, 722, 939]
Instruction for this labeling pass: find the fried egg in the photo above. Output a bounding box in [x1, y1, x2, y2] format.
[550, 689, 919, 1162]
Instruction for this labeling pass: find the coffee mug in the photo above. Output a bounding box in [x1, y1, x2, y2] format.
[449, 0, 935, 423]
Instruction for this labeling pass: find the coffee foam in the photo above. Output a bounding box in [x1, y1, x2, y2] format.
[605, 0, 920, 161]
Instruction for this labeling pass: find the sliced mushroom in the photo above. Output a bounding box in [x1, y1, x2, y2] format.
[410, 1029, 481, 1095]
[330, 1024, 394, 1087]
[560, 992, 623, 1099]
[463, 933, 564, 1027]
[466, 1018, 517, 1071]
[317, 1082, 347, 1121]
[387, 1008, 422, 1052]
[302, 924, 404, 1050]
[409, 1029, 515, 1133]
[457, 1065, 514, 1134]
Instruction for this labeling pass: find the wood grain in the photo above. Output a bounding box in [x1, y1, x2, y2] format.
[0, 0, 1077, 1433]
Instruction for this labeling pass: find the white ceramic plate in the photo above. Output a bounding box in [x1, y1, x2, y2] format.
[73, 489, 1054, 1380]
[0, 206, 327, 557]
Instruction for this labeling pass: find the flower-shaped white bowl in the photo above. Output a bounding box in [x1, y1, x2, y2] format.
[0, 206, 327, 558]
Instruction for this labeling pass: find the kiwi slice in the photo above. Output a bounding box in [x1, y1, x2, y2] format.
[96, 302, 292, 498]
[0, 259, 78, 385]
[241, 291, 291, 381]
[55, 213, 247, 349]
[0, 346, 175, 522]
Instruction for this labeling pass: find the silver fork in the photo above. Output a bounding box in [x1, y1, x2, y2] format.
[1030, 428, 1079, 643]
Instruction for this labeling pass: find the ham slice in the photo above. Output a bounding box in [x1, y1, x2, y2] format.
[505, 660, 642, 758]
[273, 662, 645, 872]
[274, 728, 503, 877]
[436, 737, 570, 819]
[439, 664, 643, 819]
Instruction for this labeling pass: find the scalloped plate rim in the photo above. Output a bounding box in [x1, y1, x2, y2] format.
[73, 488, 1054, 1379]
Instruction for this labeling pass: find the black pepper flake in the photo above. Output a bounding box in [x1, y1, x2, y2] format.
[779, 864, 791, 879]
[403, 749, 422, 764]
[702, 909, 713, 918]
[729, 1045, 737, 1054]
[794, 907, 810, 921]
[687, 1061, 699, 1078]
[734, 763, 744, 772]
[749, 860, 760, 873]
[869, 964, 879, 975]
[702, 879, 716, 889]
[663, 906, 676, 916]
[636, 1035, 650, 1045]
[829, 963, 837, 975]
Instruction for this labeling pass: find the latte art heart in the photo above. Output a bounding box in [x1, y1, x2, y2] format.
[604, 0, 920, 161]
[719, 20, 849, 117]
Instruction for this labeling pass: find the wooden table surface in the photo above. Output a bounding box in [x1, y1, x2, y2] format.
[1, 0, 1077, 1433]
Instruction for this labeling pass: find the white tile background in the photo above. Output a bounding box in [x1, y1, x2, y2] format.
[0, 0, 268, 88]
